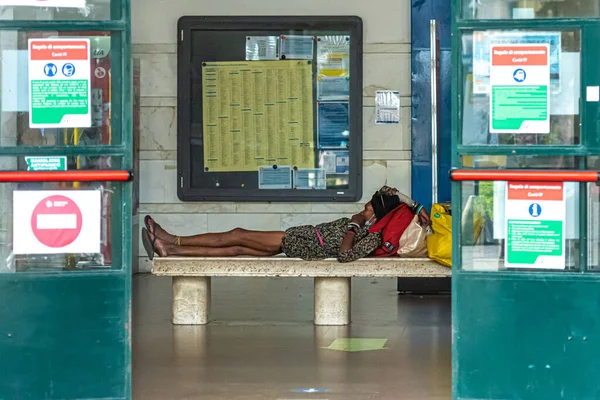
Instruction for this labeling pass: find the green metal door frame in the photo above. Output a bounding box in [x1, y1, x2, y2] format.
[451, 2, 600, 399]
[0, 2, 132, 399]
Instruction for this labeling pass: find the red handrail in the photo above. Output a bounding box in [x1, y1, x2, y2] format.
[450, 170, 599, 183]
[0, 170, 133, 182]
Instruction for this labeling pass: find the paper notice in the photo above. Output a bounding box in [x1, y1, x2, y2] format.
[375, 91, 400, 124]
[246, 36, 279, 60]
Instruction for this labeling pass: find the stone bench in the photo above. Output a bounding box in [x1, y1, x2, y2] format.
[151, 257, 451, 326]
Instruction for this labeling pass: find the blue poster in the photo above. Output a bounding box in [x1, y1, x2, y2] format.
[317, 102, 349, 148]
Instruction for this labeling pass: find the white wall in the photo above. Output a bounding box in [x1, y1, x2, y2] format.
[131, 0, 413, 272]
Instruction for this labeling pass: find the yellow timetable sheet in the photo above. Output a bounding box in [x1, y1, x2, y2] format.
[202, 60, 315, 172]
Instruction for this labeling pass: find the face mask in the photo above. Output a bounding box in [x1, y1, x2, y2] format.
[365, 216, 376, 227]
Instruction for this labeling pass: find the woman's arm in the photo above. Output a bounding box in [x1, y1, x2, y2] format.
[338, 231, 382, 263]
[380, 185, 431, 226]
[379, 185, 415, 207]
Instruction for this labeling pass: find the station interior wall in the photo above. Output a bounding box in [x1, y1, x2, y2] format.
[131, 0, 413, 272]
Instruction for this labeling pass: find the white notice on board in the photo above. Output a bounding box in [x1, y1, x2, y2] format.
[280, 35, 314, 60]
[258, 166, 292, 189]
[246, 36, 279, 60]
[294, 168, 327, 190]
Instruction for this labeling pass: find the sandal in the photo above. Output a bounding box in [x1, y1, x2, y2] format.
[141, 227, 157, 260]
[144, 215, 180, 245]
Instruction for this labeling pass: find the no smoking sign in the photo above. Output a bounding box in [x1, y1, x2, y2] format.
[13, 190, 101, 255]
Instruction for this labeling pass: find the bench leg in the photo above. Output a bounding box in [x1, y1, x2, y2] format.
[314, 277, 351, 326]
[172, 276, 211, 325]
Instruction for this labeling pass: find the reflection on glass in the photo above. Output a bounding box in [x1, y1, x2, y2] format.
[460, 181, 580, 271]
[463, 0, 600, 19]
[461, 30, 581, 146]
[0, 2, 111, 21]
[0, 31, 113, 146]
[318, 150, 349, 189]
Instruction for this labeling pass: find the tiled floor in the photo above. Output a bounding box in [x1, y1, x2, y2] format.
[132, 275, 451, 399]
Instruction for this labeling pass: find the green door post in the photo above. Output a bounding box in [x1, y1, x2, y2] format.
[0, 1, 132, 399]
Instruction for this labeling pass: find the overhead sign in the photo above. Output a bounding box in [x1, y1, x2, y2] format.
[505, 182, 566, 269]
[489, 44, 550, 134]
[0, 0, 86, 7]
[28, 38, 91, 128]
[13, 190, 101, 255]
[25, 156, 67, 171]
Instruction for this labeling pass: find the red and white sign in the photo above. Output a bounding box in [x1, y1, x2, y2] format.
[0, 1, 86, 8]
[13, 190, 101, 255]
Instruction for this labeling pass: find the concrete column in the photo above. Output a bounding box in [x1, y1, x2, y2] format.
[172, 277, 211, 325]
[314, 277, 351, 326]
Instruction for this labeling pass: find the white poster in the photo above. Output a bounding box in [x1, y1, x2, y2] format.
[13, 190, 101, 255]
[0, 0, 86, 7]
[489, 44, 550, 134]
[28, 38, 91, 128]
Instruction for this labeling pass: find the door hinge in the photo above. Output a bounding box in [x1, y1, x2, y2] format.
[180, 30, 184, 42]
[180, 176, 184, 188]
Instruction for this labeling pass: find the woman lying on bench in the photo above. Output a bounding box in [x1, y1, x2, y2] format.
[142, 186, 430, 263]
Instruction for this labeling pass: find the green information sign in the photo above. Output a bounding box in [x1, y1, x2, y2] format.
[506, 220, 563, 265]
[491, 85, 548, 131]
[25, 156, 67, 171]
[505, 182, 566, 269]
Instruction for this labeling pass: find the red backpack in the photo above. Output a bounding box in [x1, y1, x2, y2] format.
[368, 204, 414, 257]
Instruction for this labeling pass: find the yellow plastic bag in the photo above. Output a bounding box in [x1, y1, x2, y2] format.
[427, 203, 452, 267]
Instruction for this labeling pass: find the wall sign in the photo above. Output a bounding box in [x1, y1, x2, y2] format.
[13, 190, 101, 255]
[489, 44, 550, 134]
[28, 38, 91, 128]
[505, 182, 566, 269]
[25, 156, 67, 171]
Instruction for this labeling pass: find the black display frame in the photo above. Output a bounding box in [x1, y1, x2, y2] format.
[177, 15, 363, 202]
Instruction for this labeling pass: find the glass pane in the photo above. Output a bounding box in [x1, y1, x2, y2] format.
[461, 30, 581, 146]
[460, 181, 580, 271]
[0, 156, 123, 273]
[0, 2, 111, 20]
[463, 0, 600, 19]
[461, 155, 577, 168]
[188, 28, 355, 196]
[588, 182, 600, 271]
[1, 31, 116, 146]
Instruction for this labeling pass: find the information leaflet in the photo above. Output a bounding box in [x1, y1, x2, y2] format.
[28, 38, 92, 128]
[490, 44, 550, 134]
[505, 182, 566, 269]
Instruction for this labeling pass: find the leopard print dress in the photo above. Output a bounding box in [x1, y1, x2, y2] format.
[281, 218, 382, 263]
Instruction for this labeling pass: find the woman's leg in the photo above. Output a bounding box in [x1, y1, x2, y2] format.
[153, 234, 281, 257]
[147, 216, 284, 252]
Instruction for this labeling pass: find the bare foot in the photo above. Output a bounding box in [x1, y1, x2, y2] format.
[150, 231, 170, 257]
[146, 217, 177, 244]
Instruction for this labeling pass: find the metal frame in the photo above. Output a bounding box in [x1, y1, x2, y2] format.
[176, 16, 363, 202]
[0, 2, 132, 398]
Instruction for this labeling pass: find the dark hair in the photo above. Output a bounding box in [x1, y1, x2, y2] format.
[370, 191, 401, 221]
